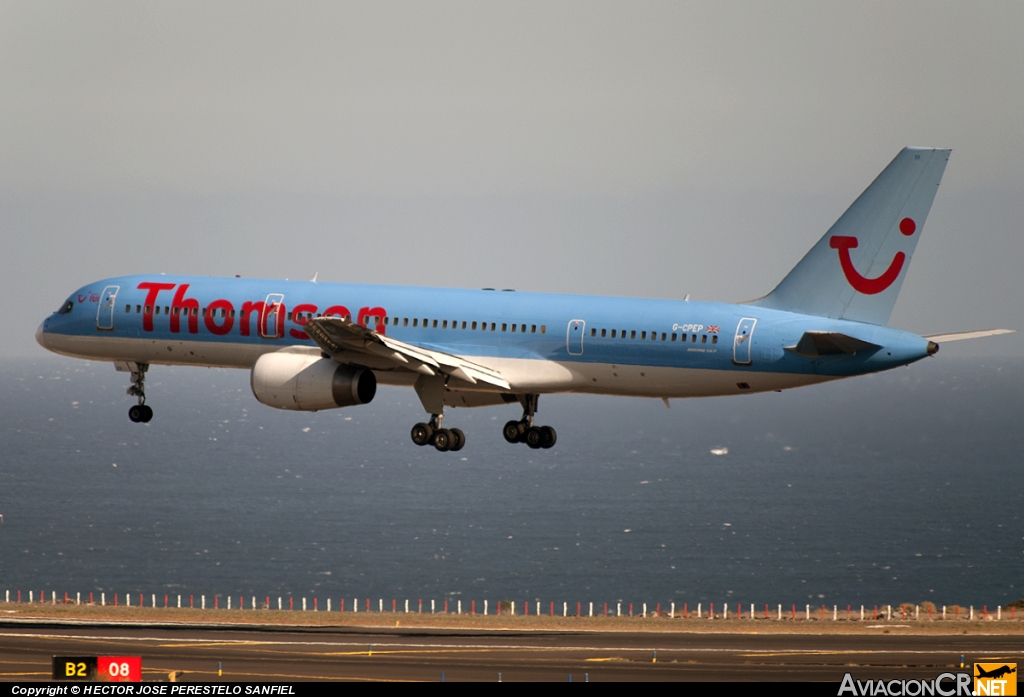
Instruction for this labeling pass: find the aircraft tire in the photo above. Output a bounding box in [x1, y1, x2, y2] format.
[502, 420, 523, 443]
[524, 427, 543, 449]
[128, 405, 145, 423]
[140, 405, 154, 423]
[540, 425, 556, 449]
[450, 428, 466, 452]
[411, 422, 433, 446]
[433, 428, 452, 452]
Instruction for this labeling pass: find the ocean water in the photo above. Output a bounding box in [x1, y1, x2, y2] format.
[1, 355, 1022, 610]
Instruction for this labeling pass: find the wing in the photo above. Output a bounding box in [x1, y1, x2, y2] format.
[303, 316, 511, 390]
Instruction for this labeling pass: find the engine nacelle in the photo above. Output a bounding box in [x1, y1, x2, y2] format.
[250, 351, 376, 411]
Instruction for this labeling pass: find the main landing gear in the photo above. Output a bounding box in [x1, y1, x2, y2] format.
[125, 363, 153, 423]
[410, 414, 466, 453]
[503, 394, 556, 449]
[408, 377, 555, 452]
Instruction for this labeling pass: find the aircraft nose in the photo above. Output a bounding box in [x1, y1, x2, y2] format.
[35, 321, 47, 349]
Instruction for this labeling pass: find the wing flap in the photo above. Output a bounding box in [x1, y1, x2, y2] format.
[304, 317, 510, 390]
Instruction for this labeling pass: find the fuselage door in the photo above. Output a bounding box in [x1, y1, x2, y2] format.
[261, 294, 285, 339]
[567, 319, 585, 356]
[732, 317, 757, 365]
[96, 285, 119, 331]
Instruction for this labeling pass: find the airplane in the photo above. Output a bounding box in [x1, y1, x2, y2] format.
[975, 665, 1017, 680]
[36, 147, 1012, 452]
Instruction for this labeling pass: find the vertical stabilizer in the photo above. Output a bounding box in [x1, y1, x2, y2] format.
[751, 148, 950, 325]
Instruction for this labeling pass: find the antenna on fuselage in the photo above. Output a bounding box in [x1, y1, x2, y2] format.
[311, 272, 319, 283]
[683, 294, 691, 302]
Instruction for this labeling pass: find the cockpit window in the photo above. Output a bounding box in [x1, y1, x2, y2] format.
[57, 300, 74, 315]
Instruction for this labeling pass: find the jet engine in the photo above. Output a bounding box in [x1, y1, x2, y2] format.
[250, 351, 376, 411]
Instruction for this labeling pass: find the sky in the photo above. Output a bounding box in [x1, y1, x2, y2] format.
[2, 1, 1022, 357]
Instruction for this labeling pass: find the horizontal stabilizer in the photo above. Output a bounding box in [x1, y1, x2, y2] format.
[785, 331, 881, 358]
[924, 328, 1015, 343]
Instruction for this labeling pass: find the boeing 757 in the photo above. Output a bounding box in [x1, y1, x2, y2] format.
[36, 148, 1012, 451]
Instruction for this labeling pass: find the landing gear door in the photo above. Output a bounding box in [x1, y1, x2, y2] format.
[261, 294, 285, 339]
[566, 319, 585, 356]
[96, 285, 119, 331]
[732, 317, 756, 365]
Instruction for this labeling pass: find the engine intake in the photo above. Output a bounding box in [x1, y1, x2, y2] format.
[251, 351, 376, 411]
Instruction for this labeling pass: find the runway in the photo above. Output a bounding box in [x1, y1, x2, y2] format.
[1, 623, 1021, 682]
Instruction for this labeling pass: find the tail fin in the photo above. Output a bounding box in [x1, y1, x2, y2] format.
[751, 147, 950, 325]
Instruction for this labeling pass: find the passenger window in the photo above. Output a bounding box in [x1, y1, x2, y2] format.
[600, 328, 607, 338]
[413, 318, 418, 327]
[491, 322, 497, 331]
[540, 325, 546, 334]
[590, 328, 596, 337]
[511, 324, 516, 333]
[442, 320, 448, 329]
[124, 304, 130, 313]
[660, 332, 666, 341]
[501, 323, 507, 332]
[462, 321, 467, 329]
[712, 335, 718, 344]
[610, 329, 616, 338]
[641, 331, 646, 340]
[136, 305, 141, 313]
[671, 333, 676, 341]
[471, 321, 477, 330]
[630, 330, 636, 339]
[432, 319, 438, 328]
[532, 325, 537, 334]
[701, 334, 707, 343]
[691, 334, 697, 342]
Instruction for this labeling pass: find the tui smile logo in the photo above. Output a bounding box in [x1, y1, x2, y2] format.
[830, 217, 916, 295]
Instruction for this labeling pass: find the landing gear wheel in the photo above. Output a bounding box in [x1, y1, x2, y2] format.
[125, 363, 151, 424]
[540, 425, 556, 449]
[503, 420, 524, 443]
[450, 428, 466, 452]
[524, 427, 543, 449]
[411, 422, 434, 446]
[433, 428, 453, 452]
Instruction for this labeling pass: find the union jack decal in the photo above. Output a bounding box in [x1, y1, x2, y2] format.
[707, 325, 720, 333]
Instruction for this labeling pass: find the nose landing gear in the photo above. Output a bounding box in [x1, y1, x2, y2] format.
[123, 362, 153, 423]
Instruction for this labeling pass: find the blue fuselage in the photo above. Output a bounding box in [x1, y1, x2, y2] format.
[38, 274, 933, 399]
